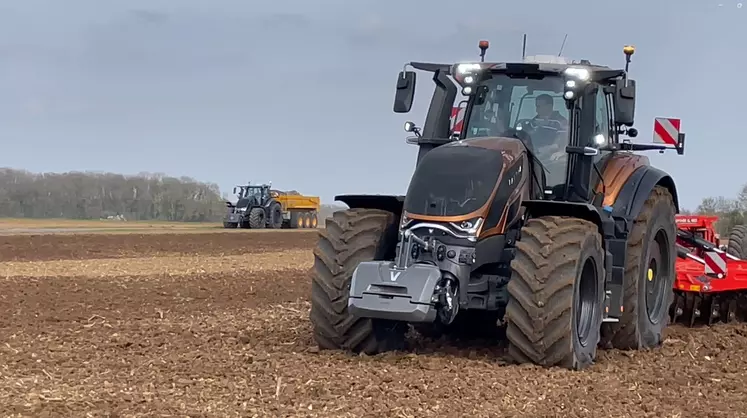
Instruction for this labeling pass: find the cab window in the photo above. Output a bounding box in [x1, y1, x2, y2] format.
[593, 87, 611, 148]
[509, 87, 567, 126]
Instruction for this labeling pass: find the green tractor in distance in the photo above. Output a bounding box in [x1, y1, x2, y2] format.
[223, 183, 283, 229]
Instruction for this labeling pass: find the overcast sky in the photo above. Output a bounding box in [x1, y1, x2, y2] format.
[1, 0, 744, 209]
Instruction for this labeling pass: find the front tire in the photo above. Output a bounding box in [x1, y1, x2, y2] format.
[601, 186, 676, 350]
[248, 208, 265, 229]
[309, 208, 406, 354]
[505, 216, 605, 370]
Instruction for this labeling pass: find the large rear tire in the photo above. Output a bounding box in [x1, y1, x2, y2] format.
[505, 216, 605, 370]
[309, 208, 406, 354]
[268, 203, 283, 229]
[248, 208, 265, 229]
[727, 225, 747, 259]
[601, 186, 676, 350]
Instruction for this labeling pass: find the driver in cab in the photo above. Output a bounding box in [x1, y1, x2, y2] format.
[533, 94, 568, 128]
[531, 94, 568, 162]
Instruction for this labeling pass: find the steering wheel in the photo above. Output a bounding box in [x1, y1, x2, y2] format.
[515, 119, 537, 132]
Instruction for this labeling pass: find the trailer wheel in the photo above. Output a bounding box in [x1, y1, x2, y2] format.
[505, 216, 605, 370]
[304, 213, 312, 228]
[727, 225, 747, 259]
[601, 186, 676, 350]
[248, 207, 266, 229]
[310, 212, 318, 228]
[268, 203, 283, 229]
[289, 211, 302, 229]
[309, 208, 406, 354]
[223, 222, 238, 229]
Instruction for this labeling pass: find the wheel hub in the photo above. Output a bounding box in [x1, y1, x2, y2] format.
[646, 229, 670, 324]
[575, 258, 597, 347]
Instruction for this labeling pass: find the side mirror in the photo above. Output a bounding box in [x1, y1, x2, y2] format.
[232, 187, 237, 194]
[393, 71, 416, 113]
[614, 79, 636, 126]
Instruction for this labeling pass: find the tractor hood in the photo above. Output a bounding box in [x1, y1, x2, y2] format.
[403, 136, 527, 219]
[236, 198, 253, 209]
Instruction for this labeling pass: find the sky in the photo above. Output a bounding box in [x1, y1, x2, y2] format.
[1, 0, 745, 210]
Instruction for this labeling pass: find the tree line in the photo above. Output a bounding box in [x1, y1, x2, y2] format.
[683, 184, 747, 236]
[2, 167, 744, 231]
[0, 168, 227, 222]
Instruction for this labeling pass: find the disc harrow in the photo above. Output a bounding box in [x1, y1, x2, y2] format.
[669, 215, 747, 327]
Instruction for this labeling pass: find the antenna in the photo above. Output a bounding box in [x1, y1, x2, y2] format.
[521, 34, 527, 60]
[558, 34, 568, 56]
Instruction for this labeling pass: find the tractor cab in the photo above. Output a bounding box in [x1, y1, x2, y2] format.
[234, 184, 271, 209]
[396, 42, 685, 205]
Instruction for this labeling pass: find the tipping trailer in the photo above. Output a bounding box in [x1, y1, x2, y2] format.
[224, 183, 320, 229]
[670, 215, 747, 326]
[273, 191, 321, 229]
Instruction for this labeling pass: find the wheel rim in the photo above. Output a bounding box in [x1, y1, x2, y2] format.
[575, 258, 598, 347]
[297, 216, 303, 228]
[646, 229, 670, 323]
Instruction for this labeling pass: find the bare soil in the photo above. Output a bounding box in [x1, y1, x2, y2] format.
[0, 230, 318, 262]
[1, 231, 747, 417]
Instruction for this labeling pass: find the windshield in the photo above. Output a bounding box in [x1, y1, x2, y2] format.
[403, 144, 503, 217]
[463, 73, 568, 190]
[237, 186, 265, 207]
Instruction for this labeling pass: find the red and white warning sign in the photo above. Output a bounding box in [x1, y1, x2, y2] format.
[451, 106, 465, 133]
[653, 117, 681, 146]
[704, 251, 728, 277]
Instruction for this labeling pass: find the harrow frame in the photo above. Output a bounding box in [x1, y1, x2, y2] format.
[670, 215, 747, 326]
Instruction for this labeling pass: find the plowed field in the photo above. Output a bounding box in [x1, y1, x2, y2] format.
[2, 230, 747, 417]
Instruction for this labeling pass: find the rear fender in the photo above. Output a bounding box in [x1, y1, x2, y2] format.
[612, 166, 680, 220]
[335, 194, 405, 219]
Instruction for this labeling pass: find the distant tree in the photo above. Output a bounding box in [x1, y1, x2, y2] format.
[695, 187, 747, 235]
[0, 168, 225, 222]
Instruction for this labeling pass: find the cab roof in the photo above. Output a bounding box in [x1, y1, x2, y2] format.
[410, 60, 626, 81]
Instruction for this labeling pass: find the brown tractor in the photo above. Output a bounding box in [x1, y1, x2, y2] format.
[309, 42, 686, 370]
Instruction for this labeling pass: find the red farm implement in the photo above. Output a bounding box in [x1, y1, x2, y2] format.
[670, 215, 747, 326]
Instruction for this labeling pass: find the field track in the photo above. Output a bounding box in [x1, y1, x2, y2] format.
[2, 228, 747, 417]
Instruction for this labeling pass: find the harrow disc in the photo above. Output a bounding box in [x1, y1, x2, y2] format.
[669, 292, 747, 327]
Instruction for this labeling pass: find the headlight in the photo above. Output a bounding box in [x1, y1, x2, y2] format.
[564, 67, 590, 81]
[563, 67, 590, 104]
[450, 217, 483, 235]
[456, 63, 482, 74]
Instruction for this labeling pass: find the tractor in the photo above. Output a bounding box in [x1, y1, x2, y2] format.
[223, 183, 283, 229]
[309, 41, 687, 370]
